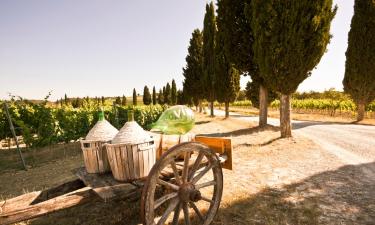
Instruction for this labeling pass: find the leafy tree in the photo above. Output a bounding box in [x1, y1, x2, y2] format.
[115, 96, 121, 105]
[182, 29, 204, 110]
[250, 0, 336, 137]
[217, 0, 270, 127]
[171, 79, 177, 105]
[176, 90, 185, 105]
[164, 83, 171, 105]
[143, 86, 152, 105]
[132, 89, 137, 106]
[158, 88, 164, 104]
[152, 86, 157, 105]
[203, 2, 217, 116]
[121, 95, 127, 106]
[101, 96, 105, 105]
[343, 0, 375, 121]
[64, 94, 68, 105]
[215, 25, 240, 117]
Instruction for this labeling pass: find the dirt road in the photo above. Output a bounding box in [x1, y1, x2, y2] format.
[215, 109, 375, 166]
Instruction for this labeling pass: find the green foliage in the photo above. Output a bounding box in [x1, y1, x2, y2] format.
[343, 0, 375, 105]
[115, 96, 121, 105]
[164, 83, 171, 105]
[176, 90, 185, 105]
[215, 24, 240, 104]
[203, 2, 217, 103]
[152, 86, 157, 105]
[231, 98, 375, 113]
[121, 95, 127, 106]
[143, 86, 152, 105]
[217, 0, 255, 75]
[132, 88, 137, 106]
[171, 79, 177, 105]
[183, 29, 204, 106]
[0, 99, 166, 146]
[245, 80, 277, 108]
[158, 88, 164, 104]
[293, 89, 351, 101]
[250, 0, 336, 94]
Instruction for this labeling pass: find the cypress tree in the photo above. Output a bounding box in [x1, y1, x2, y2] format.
[251, 0, 336, 137]
[64, 94, 68, 105]
[164, 83, 171, 105]
[132, 89, 137, 106]
[171, 79, 177, 105]
[215, 24, 240, 118]
[177, 90, 184, 105]
[217, 0, 269, 126]
[121, 95, 127, 106]
[101, 96, 105, 105]
[343, 0, 375, 121]
[182, 29, 204, 110]
[158, 88, 164, 104]
[143, 86, 152, 105]
[203, 2, 217, 117]
[60, 98, 63, 107]
[152, 86, 157, 105]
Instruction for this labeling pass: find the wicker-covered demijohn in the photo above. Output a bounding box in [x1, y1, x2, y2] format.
[106, 114, 155, 182]
[80, 110, 118, 174]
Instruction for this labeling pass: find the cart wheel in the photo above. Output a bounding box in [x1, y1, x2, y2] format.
[141, 142, 223, 225]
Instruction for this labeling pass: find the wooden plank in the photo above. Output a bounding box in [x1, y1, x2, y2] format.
[120, 146, 130, 180]
[194, 136, 233, 170]
[0, 187, 94, 225]
[75, 167, 138, 200]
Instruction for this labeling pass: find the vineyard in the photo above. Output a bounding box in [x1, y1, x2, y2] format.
[226, 99, 375, 117]
[0, 99, 166, 148]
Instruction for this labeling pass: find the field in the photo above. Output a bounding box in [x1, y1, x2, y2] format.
[1, 113, 373, 225]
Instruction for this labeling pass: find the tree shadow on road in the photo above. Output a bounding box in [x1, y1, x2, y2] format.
[210, 162, 375, 225]
[26, 162, 375, 225]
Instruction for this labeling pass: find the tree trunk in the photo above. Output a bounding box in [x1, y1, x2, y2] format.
[198, 101, 203, 113]
[259, 85, 268, 127]
[210, 101, 214, 117]
[280, 94, 292, 138]
[357, 102, 365, 121]
[225, 101, 229, 118]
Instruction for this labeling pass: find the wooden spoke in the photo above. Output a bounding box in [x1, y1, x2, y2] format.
[158, 179, 180, 191]
[182, 202, 191, 225]
[195, 180, 216, 190]
[200, 196, 214, 204]
[142, 142, 224, 225]
[170, 160, 182, 185]
[154, 192, 178, 210]
[157, 198, 180, 225]
[192, 163, 214, 184]
[182, 151, 190, 183]
[189, 202, 204, 221]
[188, 152, 204, 181]
[172, 202, 182, 225]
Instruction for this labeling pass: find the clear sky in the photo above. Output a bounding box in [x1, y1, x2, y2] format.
[0, 0, 354, 100]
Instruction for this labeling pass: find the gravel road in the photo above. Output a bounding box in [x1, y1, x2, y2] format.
[214, 109, 375, 166]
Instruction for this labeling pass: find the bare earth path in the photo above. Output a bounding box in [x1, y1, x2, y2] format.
[215, 109, 375, 165]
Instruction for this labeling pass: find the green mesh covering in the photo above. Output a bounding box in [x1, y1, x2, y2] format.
[151, 105, 195, 135]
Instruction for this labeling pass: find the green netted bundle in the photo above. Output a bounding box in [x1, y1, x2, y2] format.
[151, 105, 195, 135]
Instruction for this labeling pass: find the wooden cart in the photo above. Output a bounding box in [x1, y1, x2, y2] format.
[0, 136, 233, 225]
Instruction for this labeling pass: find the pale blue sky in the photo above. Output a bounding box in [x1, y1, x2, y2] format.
[0, 0, 353, 100]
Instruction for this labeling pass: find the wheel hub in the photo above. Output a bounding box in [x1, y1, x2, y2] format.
[178, 183, 201, 202]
